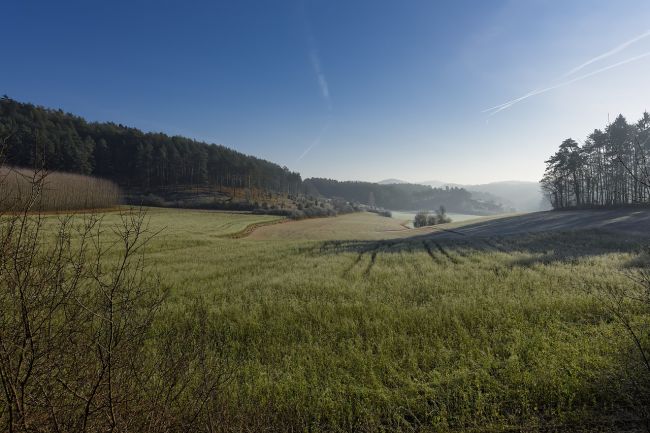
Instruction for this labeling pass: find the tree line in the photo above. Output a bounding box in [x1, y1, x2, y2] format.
[0, 97, 302, 195]
[541, 112, 650, 208]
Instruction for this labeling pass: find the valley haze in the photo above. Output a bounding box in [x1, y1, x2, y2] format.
[379, 178, 547, 212]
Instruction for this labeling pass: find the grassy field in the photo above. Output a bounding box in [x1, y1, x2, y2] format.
[248, 211, 413, 240]
[40, 208, 650, 431]
[249, 211, 521, 241]
[96, 207, 283, 239]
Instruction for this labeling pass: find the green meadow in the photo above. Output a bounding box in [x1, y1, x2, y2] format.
[41, 208, 649, 432]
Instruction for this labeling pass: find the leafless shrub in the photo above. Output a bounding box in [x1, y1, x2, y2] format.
[0, 202, 162, 431]
[0, 133, 231, 432]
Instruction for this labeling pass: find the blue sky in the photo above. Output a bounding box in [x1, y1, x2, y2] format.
[3, 0, 650, 184]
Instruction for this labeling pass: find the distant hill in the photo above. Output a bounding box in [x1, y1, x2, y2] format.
[422, 180, 547, 212]
[417, 179, 446, 188]
[377, 178, 410, 185]
[470, 181, 547, 212]
[380, 178, 547, 212]
[306, 178, 505, 215]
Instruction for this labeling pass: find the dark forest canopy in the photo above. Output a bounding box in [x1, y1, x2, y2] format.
[304, 178, 504, 214]
[0, 97, 302, 194]
[541, 112, 650, 209]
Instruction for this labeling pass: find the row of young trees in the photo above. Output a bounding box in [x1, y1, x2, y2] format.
[0, 97, 302, 195]
[542, 112, 650, 208]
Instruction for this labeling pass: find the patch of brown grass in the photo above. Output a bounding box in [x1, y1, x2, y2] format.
[0, 167, 121, 211]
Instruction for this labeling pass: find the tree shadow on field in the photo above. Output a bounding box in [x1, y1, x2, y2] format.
[424, 208, 650, 239]
[317, 228, 649, 269]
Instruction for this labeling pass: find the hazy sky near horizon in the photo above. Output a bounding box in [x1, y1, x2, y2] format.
[3, 0, 650, 184]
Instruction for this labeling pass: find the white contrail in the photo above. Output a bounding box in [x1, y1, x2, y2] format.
[562, 29, 650, 78]
[300, 0, 332, 111]
[297, 139, 319, 161]
[482, 87, 548, 113]
[484, 51, 650, 115]
[310, 50, 331, 109]
[298, 122, 330, 161]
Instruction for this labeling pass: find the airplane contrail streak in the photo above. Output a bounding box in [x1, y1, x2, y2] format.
[562, 29, 650, 78]
[298, 122, 330, 161]
[484, 51, 650, 115]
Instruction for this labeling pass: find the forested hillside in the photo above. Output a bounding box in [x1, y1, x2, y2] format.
[304, 178, 504, 214]
[542, 112, 650, 208]
[0, 97, 302, 195]
[0, 97, 505, 215]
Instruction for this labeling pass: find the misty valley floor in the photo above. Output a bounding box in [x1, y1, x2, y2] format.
[43, 208, 650, 431]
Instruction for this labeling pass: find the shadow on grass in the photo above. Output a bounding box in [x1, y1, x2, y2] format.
[317, 228, 649, 268]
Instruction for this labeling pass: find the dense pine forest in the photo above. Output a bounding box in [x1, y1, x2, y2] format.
[0, 97, 302, 195]
[542, 112, 650, 208]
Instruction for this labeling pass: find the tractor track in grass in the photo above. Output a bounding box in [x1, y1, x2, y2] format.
[363, 250, 378, 276]
[343, 252, 365, 277]
[422, 241, 444, 265]
[434, 241, 462, 265]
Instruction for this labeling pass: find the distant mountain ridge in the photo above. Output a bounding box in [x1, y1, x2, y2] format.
[379, 179, 547, 212]
[377, 178, 407, 185]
